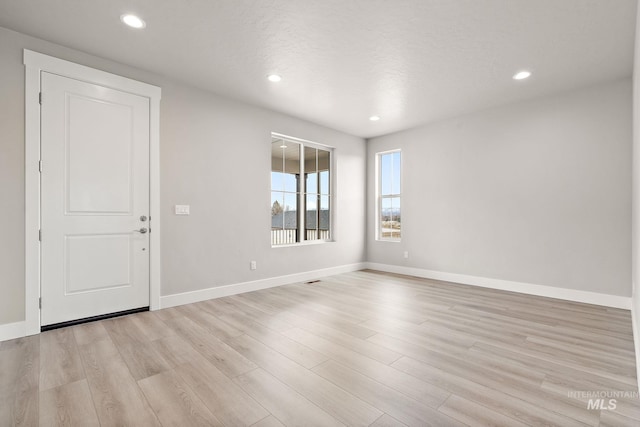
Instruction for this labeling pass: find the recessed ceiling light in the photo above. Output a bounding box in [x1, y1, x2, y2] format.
[280, 144, 287, 149]
[268, 74, 282, 83]
[120, 14, 146, 29]
[369, 115, 380, 121]
[513, 71, 531, 80]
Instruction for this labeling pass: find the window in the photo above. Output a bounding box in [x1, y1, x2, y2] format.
[377, 150, 401, 241]
[271, 134, 332, 246]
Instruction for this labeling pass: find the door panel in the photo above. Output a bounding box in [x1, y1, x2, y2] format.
[41, 72, 150, 326]
[64, 234, 132, 294]
[66, 94, 134, 214]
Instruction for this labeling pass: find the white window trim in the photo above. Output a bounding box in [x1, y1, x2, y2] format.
[23, 50, 162, 335]
[376, 149, 402, 242]
[271, 132, 335, 247]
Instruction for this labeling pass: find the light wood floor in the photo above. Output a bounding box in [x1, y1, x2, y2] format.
[1, 270, 639, 426]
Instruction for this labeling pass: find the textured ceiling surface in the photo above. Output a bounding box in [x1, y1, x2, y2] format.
[0, 0, 636, 138]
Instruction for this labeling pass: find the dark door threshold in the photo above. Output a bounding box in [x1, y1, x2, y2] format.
[41, 306, 149, 332]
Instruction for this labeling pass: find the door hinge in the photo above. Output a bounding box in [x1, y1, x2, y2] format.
[38, 160, 42, 173]
[38, 229, 41, 242]
[39, 297, 42, 309]
[39, 92, 42, 105]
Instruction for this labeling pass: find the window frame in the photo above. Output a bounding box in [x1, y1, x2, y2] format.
[376, 149, 402, 242]
[271, 132, 334, 247]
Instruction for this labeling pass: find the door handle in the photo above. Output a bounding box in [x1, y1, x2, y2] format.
[134, 228, 148, 234]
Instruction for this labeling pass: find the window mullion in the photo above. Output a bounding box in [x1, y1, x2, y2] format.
[379, 155, 383, 239]
[316, 150, 320, 235]
[299, 143, 305, 242]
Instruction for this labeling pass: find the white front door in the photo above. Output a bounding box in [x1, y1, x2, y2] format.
[40, 72, 151, 326]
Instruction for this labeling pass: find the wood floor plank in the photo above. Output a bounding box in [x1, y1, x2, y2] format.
[138, 370, 222, 427]
[452, 304, 633, 341]
[39, 328, 84, 391]
[391, 356, 590, 427]
[178, 302, 244, 341]
[369, 414, 408, 427]
[153, 306, 184, 321]
[541, 372, 640, 402]
[602, 398, 640, 422]
[527, 332, 635, 359]
[151, 335, 207, 369]
[277, 313, 402, 365]
[314, 276, 447, 324]
[283, 327, 450, 408]
[414, 309, 529, 346]
[469, 342, 636, 390]
[312, 360, 463, 427]
[264, 286, 370, 324]
[250, 415, 286, 427]
[438, 394, 530, 427]
[129, 311, 176, 341]
[358, 317, 475, 356]
[39, 379, 99, 427]
[429, 299, 634, 352]
[71, 321, 110, 346]
[599, 410, 640, 427]
[209, 296, 296, 332]
[102, 316, 172, 381]
[78, 338, 160, 426]
[226, 333, 383, 426]
[473, 339, 636, 385]
[175, 358, 269, 426]
[240, 292, 377, 339]
[234, 368, 344, 426]
[367, 332, 545, 387]
[165, 316, 257, 377]
[521, 337, 636, 372]
[216, 311, 330, 369]
[151, 324, 270, 427]
[0, 336, 39, 427]
[274, 282, 407, 324]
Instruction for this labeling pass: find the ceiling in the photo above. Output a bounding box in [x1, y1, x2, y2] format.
[0, 0, 636, 138]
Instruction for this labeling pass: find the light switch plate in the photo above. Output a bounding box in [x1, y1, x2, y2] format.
[175, 205, 190, 215]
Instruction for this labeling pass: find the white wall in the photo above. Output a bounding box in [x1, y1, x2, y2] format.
[368, 79, 632, 297]
[0, 26, 366, 327]
[159, 82, 366, 296]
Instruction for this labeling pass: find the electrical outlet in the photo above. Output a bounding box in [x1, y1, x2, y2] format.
[250, 261, 257, 270]
[403, 251, 409, 259]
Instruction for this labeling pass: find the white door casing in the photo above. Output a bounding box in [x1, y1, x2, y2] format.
[24, 50, 161, 334]
[40, 72, 150, 326]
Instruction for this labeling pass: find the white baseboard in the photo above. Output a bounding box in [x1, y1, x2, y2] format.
[159, 262, 367, 309]
[0, 321, 26, 343]
[365, 262, 632, 310]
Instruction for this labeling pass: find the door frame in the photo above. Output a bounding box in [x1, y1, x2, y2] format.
[24, 50, 162, 335]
